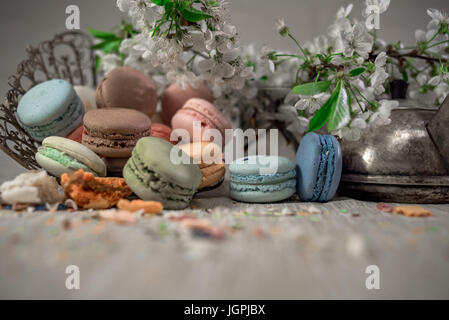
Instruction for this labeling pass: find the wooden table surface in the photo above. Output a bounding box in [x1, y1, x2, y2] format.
[1, 182, 448, 299]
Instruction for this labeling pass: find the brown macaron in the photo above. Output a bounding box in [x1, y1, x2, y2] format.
[96, 67, 158, 117]
[82, 108, 151, 158]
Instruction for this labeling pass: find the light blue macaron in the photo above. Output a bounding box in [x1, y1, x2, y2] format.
[229, 155, 296, 203]
[296, 132, 342, 202]
[17, 79, 84, 142]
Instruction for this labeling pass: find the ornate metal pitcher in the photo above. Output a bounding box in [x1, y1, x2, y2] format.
[338, 96, 449, 203]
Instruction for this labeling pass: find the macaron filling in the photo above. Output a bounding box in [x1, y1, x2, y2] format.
[126, 152, 195, 204]
[231, 179, 296, 193]
[38, 147, 94, 174]
[22, 95, 83, 140]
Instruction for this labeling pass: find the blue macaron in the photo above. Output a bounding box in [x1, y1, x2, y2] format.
[229, 155, 296, 203]
[17, 79, 84, 142]
[296, 132, 342, 202]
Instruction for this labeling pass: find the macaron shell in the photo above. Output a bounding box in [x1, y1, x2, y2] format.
[178, 142, 223, 168]
[83, 108, 151, 135]
[320, 135, 342, 201]
[230, 181, 296, 203]
[36, 152, 90, 178]
[131, 137, 202, 189]
[150, 123, 173, 144]
[200, 163, 225, 189]
[161, 82, 214, 124]
[19, 84, 84, 142]
[229, 155, 296, 203]
[82, 108, 151, 158]
[41, 136, 106, 176]
[296, 132, 322, 201]
[122, 167, 193, 210]
[96, 67, 157, 117]
[171, 98, 231, 144]
[18, 79, 75, 125]
[67, 125, 84, 143]
[230, 155, 295, 176]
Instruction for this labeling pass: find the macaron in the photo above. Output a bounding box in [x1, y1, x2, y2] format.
[67, 125, 84, 143]
[17, 79, 84, 142]
[171, 98, 231, 145]
[74, 85, 97, 112]
[82, 108, 151, 158]
[123, 137, 202, 210]
[150, 123, 174, 144]
[161, 82, 214, 124]
[229, 155, 296, 203]
[179, 142, 225, 190]
[96, 66, 157, 117]
[35, 136, 106, 177]
[296, 132, 342, 202]
[104, 157, 129, 177]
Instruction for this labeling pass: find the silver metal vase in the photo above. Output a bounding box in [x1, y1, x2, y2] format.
[338, 95, 449, 203]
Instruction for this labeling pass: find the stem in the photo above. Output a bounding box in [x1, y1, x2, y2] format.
[353, 85, 372, 105]
[348, 84, 364, 112]
[426, 39, 449, 50]
[274, 53, 304, 59]
[288, 33, 309, 61]
[424, 30, 440, 46]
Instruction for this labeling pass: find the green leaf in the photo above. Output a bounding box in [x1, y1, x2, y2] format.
[95, 55, 102, 73]
[327, 81, 350, 131]
[402, 70, 409, 82]
[152, 0, 166, 5]
[87, 28, 117, 40]
[291, 80, 331, 96]
[92, 39, 121, 53]
[307, 84, 339, 132]
[180, 6, 213, 22]
[349, 67, 365, 77]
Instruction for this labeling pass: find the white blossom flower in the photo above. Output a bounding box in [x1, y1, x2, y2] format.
[294, 93, 330, 115]
[260, 46, 275, 73]
[427, 8, 449, 31]
[343, 22, 373, 59]
[369, 99, 398, 127]
[98, 52, 121, 74]
[336, 116, 368, 141]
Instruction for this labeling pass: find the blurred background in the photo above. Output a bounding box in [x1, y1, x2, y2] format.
[0, 0, 447, 181]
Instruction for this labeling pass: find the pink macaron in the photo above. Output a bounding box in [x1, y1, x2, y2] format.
[171, 98, 231, 145]
[161, 82, 214, 124]
[150, 123, 175, 144]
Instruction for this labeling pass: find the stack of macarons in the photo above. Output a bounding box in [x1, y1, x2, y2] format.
[20, 65, 345, 211]
[229, 155, 297, 203]
[123, 137, 202, 210]
[82, 108, 151, 176]
[17, 79, 85, 142]
[36, 136, 106, 177]
[295, 132, 342, 202]
[171, 98, 231, 146]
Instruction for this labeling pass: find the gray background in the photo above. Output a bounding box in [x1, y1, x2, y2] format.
[0, 0, 447, 179]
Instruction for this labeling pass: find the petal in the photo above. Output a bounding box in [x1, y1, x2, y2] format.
[197, 59, 215, 73]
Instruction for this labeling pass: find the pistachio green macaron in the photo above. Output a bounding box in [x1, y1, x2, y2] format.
[36, 136, 106, 177]
[123, 137, 202, 210]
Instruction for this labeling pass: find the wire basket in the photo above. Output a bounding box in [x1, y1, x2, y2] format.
[0, 31, 97, 170]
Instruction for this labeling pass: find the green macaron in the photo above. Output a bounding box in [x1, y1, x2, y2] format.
[123, 137, 202, 210]
[36, 136, 106, 177]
